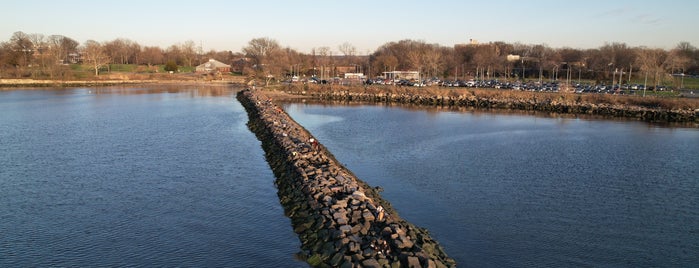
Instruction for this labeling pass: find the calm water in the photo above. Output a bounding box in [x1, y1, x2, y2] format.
[0, 87, 305, 267]
[284, 103, 699, 267]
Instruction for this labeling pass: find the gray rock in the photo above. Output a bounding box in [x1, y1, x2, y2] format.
[351, 224, 362, 234]
[361, 258, 381, 268]
[407, 256, 422, 268]
[329, 252, 345, 267]
[339, 225, 352, 233]
[362, 210, 375, 222]
[351, 191, 366, 201]
[332, 199, 348, 209]
[396, 235, 414, 249]
[348, 241, 361, 253]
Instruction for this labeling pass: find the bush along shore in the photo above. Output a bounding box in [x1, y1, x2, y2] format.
[237, 89, 455, 268]
[276, 85, 699, 124]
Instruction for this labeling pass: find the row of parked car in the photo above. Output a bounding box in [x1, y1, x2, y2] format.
[362, 77, 680, 95]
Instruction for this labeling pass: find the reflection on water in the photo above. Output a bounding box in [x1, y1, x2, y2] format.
[290, 99, 699, 129]
[6, 84, 239, 98]
[285, 102, 699, 267]
[89, 84, 238, 97]
[0, 87, 305, 267]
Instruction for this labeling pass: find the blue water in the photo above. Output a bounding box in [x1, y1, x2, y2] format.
[285, 103, 699, 267]
[3, 87, 697, 267]
[0, 87, 305, 267]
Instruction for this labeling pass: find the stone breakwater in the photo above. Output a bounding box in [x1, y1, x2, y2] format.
[298, 90, 698, 123]
[237, 89, 455, 268]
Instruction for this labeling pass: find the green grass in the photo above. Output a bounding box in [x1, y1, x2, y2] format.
[109, 64, 138, 72]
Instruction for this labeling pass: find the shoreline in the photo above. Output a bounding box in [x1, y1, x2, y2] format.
[4, 80, 697, 124]
[268, 84, 699, 124]
[237, 89, 455, 267]
[0, 78, 244, 89]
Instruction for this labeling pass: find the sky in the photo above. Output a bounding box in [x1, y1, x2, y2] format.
[2, 0, 697, 54]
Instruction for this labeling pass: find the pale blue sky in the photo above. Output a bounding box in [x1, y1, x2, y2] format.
[2, 0, 697, 54]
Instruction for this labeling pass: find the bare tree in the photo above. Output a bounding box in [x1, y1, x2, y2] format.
[165, 44, 183, 66]
[104, 38, 132, 64]
[423, 44, 443, 78]
[83, 40, 110, 76]
[27, 33, 49, 78]
[636, 47, 667, 88]
[338, 42, 356, 57]
[338, 42, 356, 65]
[242, 37, 281, 84]
[242, 37, 281, 66]
[180, 40, 197, 67]
[48, 35, 78, 65]
[8, 31, 34, 77]
[315, 46, 331, 79]
[42, 35, 78, 79]
[141, 46, 164, 68]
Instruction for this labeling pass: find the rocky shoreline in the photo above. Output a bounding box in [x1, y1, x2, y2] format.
[237, 89, 455, 268]
[281, 88, 698, 124]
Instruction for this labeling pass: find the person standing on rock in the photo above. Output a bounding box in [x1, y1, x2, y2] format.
[377, 205, 385, 221]
[309, 138, 319, 151]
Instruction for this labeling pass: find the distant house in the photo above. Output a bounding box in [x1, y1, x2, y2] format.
[195, 59, 231, 73]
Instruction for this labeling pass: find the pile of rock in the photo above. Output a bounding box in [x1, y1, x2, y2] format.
[302, 91, 697, 123]
[238, 89, 455, 268]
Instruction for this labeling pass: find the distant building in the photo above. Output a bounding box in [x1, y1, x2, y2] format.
[383, 71, 420, 81]
[195, 59, 231, 73]
[344, 72, 365, 80]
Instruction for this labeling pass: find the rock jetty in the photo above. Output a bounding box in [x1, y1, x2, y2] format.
[237, 89, 456, 268]
[292, 90, 698, 124]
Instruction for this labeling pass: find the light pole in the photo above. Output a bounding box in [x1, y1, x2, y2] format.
[681, 73, 685, 89]
[643, 71, 648, 97]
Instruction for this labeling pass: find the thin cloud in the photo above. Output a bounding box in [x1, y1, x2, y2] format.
[633, 14, 662, 25]
[593, 7, 662, 26]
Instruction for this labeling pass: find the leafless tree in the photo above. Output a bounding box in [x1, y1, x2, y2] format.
[141, 46, 164, 67]
[242, 37, 282, 85]
[315, 46, 331, 79]
[8, 31, 34, 77]
[48, 35, 78, 65]
[636, 47, 667, 87]
[165, 44, 183, 66]
[83, 40, 110, 76]
[104, 38, 135, 65]
[338, 42, 356, 65]
[423, 44, 443, 78]
[180, 40, 197, 67]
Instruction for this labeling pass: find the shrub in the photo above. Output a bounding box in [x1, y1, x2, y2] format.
[164, 61, 178, 72]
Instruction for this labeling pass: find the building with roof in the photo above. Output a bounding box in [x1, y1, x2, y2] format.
[195, 59, 231, 73]
[383, 71, 420, 81]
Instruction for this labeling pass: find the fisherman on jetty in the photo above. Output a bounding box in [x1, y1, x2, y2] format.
[309, 137, 319, 151]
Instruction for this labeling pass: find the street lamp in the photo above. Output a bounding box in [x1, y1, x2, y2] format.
[681, 73, 685, 89]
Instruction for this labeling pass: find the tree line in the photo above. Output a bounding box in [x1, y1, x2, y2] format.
[243, 38, 697, 88]
[1, 31, 697, 88]
[0, 31, 237, 79]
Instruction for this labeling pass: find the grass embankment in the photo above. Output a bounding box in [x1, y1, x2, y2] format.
[0, 64, 247, 88]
